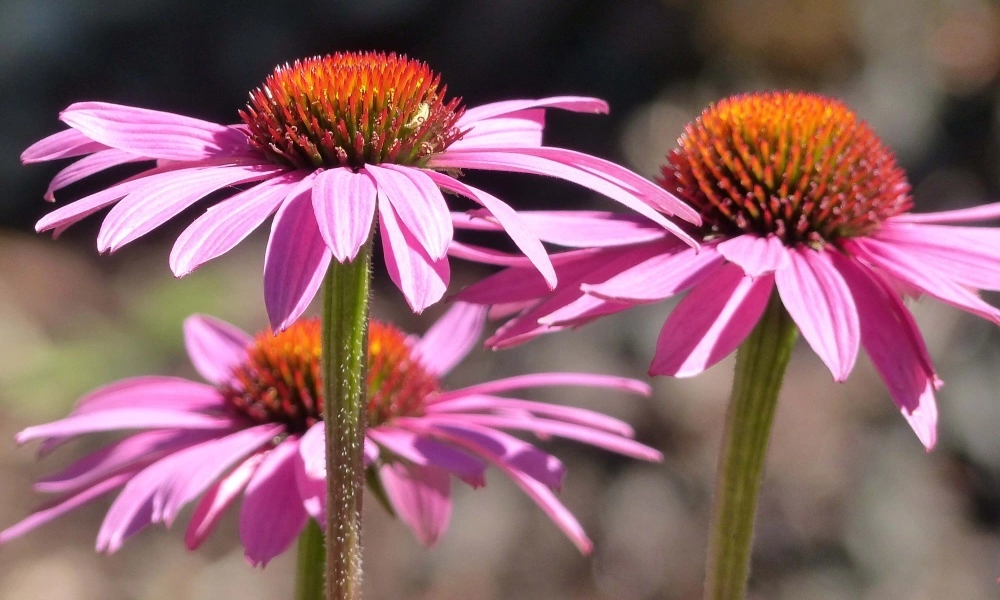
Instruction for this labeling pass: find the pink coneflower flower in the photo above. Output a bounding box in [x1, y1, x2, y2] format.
[1, 303, 659, 563]
[457, 91, 1000, 450]
[23, 51, 698, 329]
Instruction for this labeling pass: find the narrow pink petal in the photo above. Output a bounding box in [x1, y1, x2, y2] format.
[183, 314, 252, 387]
[97, 163, 282, 253]
[378, 199, 449, 313]
[425, 394, 635, 437]
[312, 168, 377, 262]
[426, 171, 556, 286]
[716, 235, 791, 277]
[449, 109, 545, 150]
[68, 377, 223, 417]
[447, 240, 536, 267]
[295, 424, 326, 521]
[379, 462, 452, 547]
[367, 427, 485, 486]
[263, 175, 332, 331]
[412, 302, 487, 377]
[464, 210, 672, 248]
[488, 295, 626, 350]
[44, 149, 147, 201]
[649, 265, 774, 377]
[170, 171, 305, 276]
[435, 372, 650, 403]
[240, 438, 308, 567]
[582, 244, 725, 302]
[0, 472, 133, 544]
[427, 150, 697, 244]
[873, 223, 1000, 291]
[17, 410, 234, 445]
[832, 255, 939, 449]
[890, 202, 1000, 224]
[848, 238, 1000, 325]
[457, 96, 608, 127]
[186, 453, 264, 549]
[368, 164, 452, 261]
[22, 128, 109, 163]
[60, 102, 250, 161]
[775, 248, 860, 382]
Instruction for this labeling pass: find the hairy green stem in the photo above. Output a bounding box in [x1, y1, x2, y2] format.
[321, 238, 373, 600]
[296, 520, 325, 600]
[703, 294, 798, 600]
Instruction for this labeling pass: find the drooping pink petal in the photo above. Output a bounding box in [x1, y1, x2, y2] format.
[426, 171, 556, 286]
[833, 255, 939, 449]
[366, 427, 485, 487]
[581, 244, 725, 302]
[448, 109, 545, 150]
[185, 453, 264, 550]
[169, 171, 305, 276]
[263, 175, 332, 331]
[44, 149, 147, 201]
[240, 439, 309, 567]
[412, 303, 487, 377]
[68, 377, 223, 417]
[16, 409, 234, 445]
[775, 248, 860, 382]
[434, 372, 650, 403]
[447, 240, 538, 268]
[380, 462, 452, 547]
[480, 210, 672, 248]
[873, 223, 1000, 291]
[0, 471, 133, 544]
[183, 314, 252, 387]
[311, 167, 377, 262]
[425, 394, 635, 437]
[367, 164, 452, 261]
[890, 202, 1000, 224]
[848, 238, 1000, 324]
[457, 96, 609, 127]
[378, 199, 449, 313]
[294, 424, 326, 521]
[649, 264, 774, 377]
[96, 163, 282, 253]
[716, 234, 791, 277]
[59, 102, 250, 161]
[21, 128, 109, 163]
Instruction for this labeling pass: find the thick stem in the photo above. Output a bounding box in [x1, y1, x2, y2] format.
[321, 238, 373, 600]
[703, 293, 798, 600]
[296, 520, 325, 600]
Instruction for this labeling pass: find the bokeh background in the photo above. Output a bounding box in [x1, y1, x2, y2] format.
[2, 0, 1000, 598]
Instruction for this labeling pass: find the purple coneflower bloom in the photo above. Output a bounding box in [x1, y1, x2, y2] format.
[23, 51, 698, 329]
[1, 303, 659, 564]
[457, 92, 1000, 450]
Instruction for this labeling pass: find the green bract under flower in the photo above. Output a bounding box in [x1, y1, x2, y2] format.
[660, 91, 912, 246]
[240, 52, 465, 170]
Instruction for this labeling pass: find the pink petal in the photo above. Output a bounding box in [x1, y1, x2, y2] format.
[412, 302, 487, 377]
[21, 128, 108, 163]
[832, 255, 939, 449]
[17, 409, 233, 445]
[263, 175, 331, 331]
[367, 427, 485, 486]
[890, 202, 1000, 224]
[312, 168, 377, 262]
[240, 439, 309, 567]
[379, 462, 452, 547]
[457, 96, 609, 127]
[472, 210, 671, 248]
[44, 149, 147, 201]
[185, 453, 264, 549]
[449, 109, 545, 150]
[378, 199, 449, 313]
[425, 394, 635, 437]
[649, 264, 774, 377]
[69, 377, 223, 417]
[873, 223, 1000, 291]
[170, 171, 305, 276]
[775, 248, 860, 382]
[96, 163, 282, 253]
[183, 314, 252, 387]
[435, 372, 650, 403]
[60, 102, 250, 161]
[368, 164, 452, 261]
[455, 247, 611, 306]
[426, 171, 556, 286]
[448, 240, 539, 267]
[716, 235, 791, 277]
[294, 424, 327, 521]
[582, 244, 724, 302]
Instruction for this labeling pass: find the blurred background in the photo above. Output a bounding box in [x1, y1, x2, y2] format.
[2, 0, 1000, 598]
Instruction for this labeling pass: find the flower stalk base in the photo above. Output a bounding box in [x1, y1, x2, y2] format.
[703, 293, 798, 600]
[321, 236, 374, 600]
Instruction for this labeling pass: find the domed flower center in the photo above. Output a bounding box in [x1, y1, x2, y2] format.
[220, 318, 440, 433]
[660, 92, 912, 246]
[240, 52, 465, 170]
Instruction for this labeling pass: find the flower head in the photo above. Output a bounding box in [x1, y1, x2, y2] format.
[24, 51, 698, 329]
[457, 91, 1000, 450]
[1, 304, 659, 563]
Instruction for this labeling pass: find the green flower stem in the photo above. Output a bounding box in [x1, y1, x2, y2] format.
[703, 294, 798, 600]
[321, 236, 374, 600]
[296, 520, 325, 600]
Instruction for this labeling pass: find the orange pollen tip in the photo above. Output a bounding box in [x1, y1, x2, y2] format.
[240, 51, 465, 170]
[659, 91, 912, 246]
[219, 318, 439, 433]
